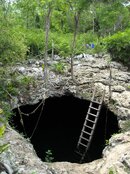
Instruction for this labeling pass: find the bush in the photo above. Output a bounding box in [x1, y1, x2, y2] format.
[45, 149, 54, 162]
[50, 32, 72, 57]
[73, 32, 105, 55]
[0, 26, 27, 64]
[25, 29, 45, 56]
[104, 29, 130, 69]
[25, 30, 101, 58]
[51, 61, 65, 74]
[0, 108, 10, 154]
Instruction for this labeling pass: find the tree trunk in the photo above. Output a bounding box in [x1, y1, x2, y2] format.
[51, 40, 54, 60]
[44, 6, 52, 87]
[71, 11, 80, 81]
[109, 64, 112, 100]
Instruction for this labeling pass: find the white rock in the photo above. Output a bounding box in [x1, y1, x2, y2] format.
[17, 67, 26, 74]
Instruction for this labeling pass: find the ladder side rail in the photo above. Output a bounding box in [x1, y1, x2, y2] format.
[77, 119, 88, 148]
[78, 114, 98, 160]
[77, 103, 102, 149]
[91, 87, 96, 101]
[77, 88, 105, 163]
[77, 117, 92, 148]
[77, 101, 93, 148]
[80, 101, 103, 163]
[80, 110, 101, 163]
[79, 122, 97, 163]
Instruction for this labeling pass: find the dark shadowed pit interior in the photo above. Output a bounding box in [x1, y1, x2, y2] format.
[10, 95, 119, 163]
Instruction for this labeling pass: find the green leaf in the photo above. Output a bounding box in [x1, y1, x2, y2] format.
[0, 125, 6, 137]
[0, 144, 10, 154]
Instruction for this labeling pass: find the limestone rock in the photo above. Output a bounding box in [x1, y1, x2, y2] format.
[0, 127, 50, 174]
[16, 67, 26, 74]
[1, 54, 130, 174]
[112, 85, 126, 93]
[112, 91, 130, 108]
[101, 132, 130, 174]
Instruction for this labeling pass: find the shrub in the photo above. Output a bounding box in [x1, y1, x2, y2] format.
[0, 26, 27, 64]
[51, 61, 65, 74]
[25, 29, 45, 56]
[50, 32, 72, 57]
[45, 150, 54, 162]
[0, 109, 5, 137]
[108, 167, 117, 174]
[74, 32, 105, 55]
[0, 108, 10, 154]
[53, 32, 105, 56]
[15, 28, 103, 59]
[104, 29, 130, 69]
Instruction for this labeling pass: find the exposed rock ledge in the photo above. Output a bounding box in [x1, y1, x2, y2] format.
[0, 54, 130, 174]
[1, 127, 130, 174]
[10, 54, 130, 122]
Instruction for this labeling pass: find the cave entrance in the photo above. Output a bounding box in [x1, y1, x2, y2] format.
[10, 95, 119, 163]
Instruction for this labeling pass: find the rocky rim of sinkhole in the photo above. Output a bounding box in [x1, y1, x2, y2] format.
[0, 53, 130, 174]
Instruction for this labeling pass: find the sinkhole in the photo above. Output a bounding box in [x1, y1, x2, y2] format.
[10, 95, 119, 163]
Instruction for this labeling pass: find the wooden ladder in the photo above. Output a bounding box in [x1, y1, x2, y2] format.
[76, 87, 105, 163]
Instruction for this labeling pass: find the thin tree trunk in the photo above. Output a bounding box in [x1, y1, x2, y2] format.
[44, 6, 52, 87]
[109, 64, 112, 100]
[51, 40, 54, 60]
[71, 12, 80, 81]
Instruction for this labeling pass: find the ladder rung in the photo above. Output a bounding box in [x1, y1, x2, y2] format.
[86, 119, 95, 123]
[89, 106, 99, 111]
[87, 112, 97, 117]
[76, 88, 105, 160]
[80, 135, 90, 142]
[79, 142, 88, 148]
[85, 125, 93, 129]
[91, 100, 101, 105]
[82, 131, 91, 136]
[75, 150, 83, 156]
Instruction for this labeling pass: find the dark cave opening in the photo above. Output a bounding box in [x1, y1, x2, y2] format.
[10, 95, 119, 163]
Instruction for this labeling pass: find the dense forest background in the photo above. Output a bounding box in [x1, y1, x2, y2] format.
[0, 0, 130, 66]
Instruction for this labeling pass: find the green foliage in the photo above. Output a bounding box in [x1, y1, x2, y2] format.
[104, 29, 130, 68]
[109, 167, 117, 174]
[1, 0, 130, 63]
[31, 172, 37, 174]
[71, 32, 106, 55]
[25, 29, 45, 56]
[0, 24, 27, 64]
[6, 80, 19, 96]
[1, 103, 12, 122]
[0, 67, 35, 119]
[42, 64, 45, 71]
[52, 61, 65, 74]
[96, 1, 130, 36]
[24, 30, 102, 57]
[0, 125, 5, 137]
[51, 32, 72, 56]
[25, 30, 71, 57]
[109, 170, 114, 174]
[17, 76, 35, 88]
[45, 150, 54, 162]
[0, 144, 10, 154]
[124, 163, 130, 173]
[0, 108, 10, 154]
[105, 139, 109, 146]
